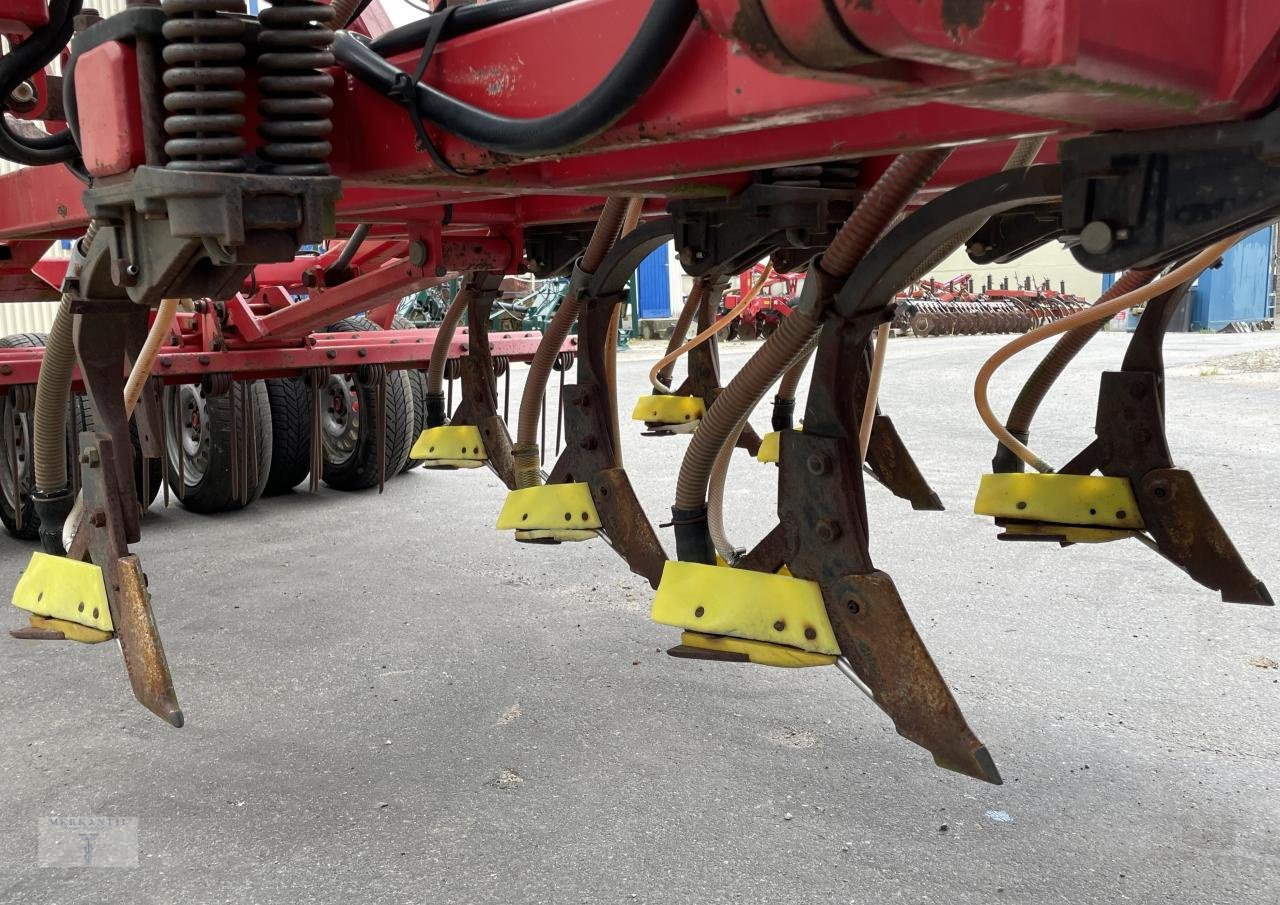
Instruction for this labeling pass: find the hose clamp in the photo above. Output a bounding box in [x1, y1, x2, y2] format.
[566, 256, 593, 300]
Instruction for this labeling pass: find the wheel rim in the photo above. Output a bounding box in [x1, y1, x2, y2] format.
[322, 374, 361, 466]
[0, 399, 31, 513]
[166, 384, 212, 486]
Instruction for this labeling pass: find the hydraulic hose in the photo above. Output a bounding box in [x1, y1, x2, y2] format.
[773, 136, 1047, 410]
[0, 0, 81, 165]
[1001, 268, 1156, 444]
[332, 0, 697, 157]
[649, 266, 773, 394]
[653, 280, 704, 391]
[329, 0, 364, 29]
[424, 283, 472, 426]
[34, 222, 98, 494]
[330, 223, 371, 274]
[513, 196, 630, 486]
[975, 233, 1243, 473]
[369, 0, 572, 57]
[674, 149, 950, 515]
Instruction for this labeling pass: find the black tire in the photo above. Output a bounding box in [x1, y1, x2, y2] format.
[320, 317, 413, 490]
[390, 315, 427, 472]
[0, 333, 51, 539]
[164, 379, 273, 513]
[262, 376, 312, 495]
[0, 333, 159, 540]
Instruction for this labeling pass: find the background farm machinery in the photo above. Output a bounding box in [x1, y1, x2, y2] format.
[894, 274, 1091, 336]
[0, 0, 1276, 783]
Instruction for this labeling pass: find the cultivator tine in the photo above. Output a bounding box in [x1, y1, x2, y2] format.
[307, 367, 327, 492]
[159, 388, 169, 509]
[7, 402, 20, 534]
[776, 421, 998, 783]
[13, 309, 184, 726]
[246, 381, 259, 502]
[376, 367, 387, 493]
[69, 394, 82, 500]
[555, 362, 565, 455]
[851, 341, 944, 510]
[228, 379, 241, 506]
[173, 382, 184, 500]
[502, 362, 511, 423]
[865, 414, 944, 511]
[1040, 283, 1270, 605]
[425, 277, 520, 486]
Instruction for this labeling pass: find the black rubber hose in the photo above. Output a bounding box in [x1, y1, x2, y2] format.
[0, 0, 81, 164]
[369, 0, 571, 57]
[332, 0, 697, 157]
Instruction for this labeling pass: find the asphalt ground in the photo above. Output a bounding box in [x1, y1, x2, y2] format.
[1, 330, 1278, 904]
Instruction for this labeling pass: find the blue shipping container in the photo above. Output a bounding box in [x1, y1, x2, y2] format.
[1189, 225, 1274, 330]
[635, 245, 671, 319]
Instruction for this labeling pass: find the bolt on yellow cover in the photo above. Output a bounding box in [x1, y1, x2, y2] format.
[974, 473, 1144, 529]
[497, 482, 602, 536]
[12, 552, 113, 633]
[410, 425, 487, 467]
[631, 394, 706, 425]
[651, 560, 838, 655]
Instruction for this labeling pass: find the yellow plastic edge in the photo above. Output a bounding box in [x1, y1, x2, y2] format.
[12, 552, 113, 632]
[631, 395, 706, 425]
[680, 631, 836, 668]
[27, 613, 114, 644]
[497, 482, 602, 531]
[999, 523, 1138, 544]
[651, 560, 838, 656]
[411, 425, 487, 463]
[974, 473, 1144, 530]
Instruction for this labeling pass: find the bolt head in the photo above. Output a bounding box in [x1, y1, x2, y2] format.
[1080, 221, 1116, 255]
[806, 454, 830, 476]
[814, 518, 841, 542]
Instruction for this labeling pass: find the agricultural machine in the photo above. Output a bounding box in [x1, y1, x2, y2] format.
[896, 274, 1092, 336]
[0, 0, 1276, 785]
[719, 263, 798, 339]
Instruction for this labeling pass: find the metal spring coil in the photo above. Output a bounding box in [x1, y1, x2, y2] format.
[256, 0, 335, 175]
[160, 0, 248, 172]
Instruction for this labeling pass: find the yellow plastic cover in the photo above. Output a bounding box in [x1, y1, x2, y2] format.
[631, 394, 706, 425]
[974, 473, 1144, 530]
[999, 523, 1138, 544]
[756, 431, 781, 463]
[410, 425, 487, 467]
[12, 552, 113, 633]
[755, 427, 802, 463]
[651, 560, 839, 655]
[680, 631, 836, 668]
[497, 482, 602, 532]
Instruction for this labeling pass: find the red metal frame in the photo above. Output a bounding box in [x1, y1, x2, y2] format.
[0, 0, 1276, 394]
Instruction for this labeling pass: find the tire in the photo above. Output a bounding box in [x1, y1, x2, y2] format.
[262, 376, 312, 495]
[0, 333, 159, 540]
[390, 315, 426, 472]
[320, 317, 413, 490]
[164, 379, 272, 513]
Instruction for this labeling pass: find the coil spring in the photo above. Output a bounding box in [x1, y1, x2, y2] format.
[257, 0, 335, 175]
[161, 0, 248, 172]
